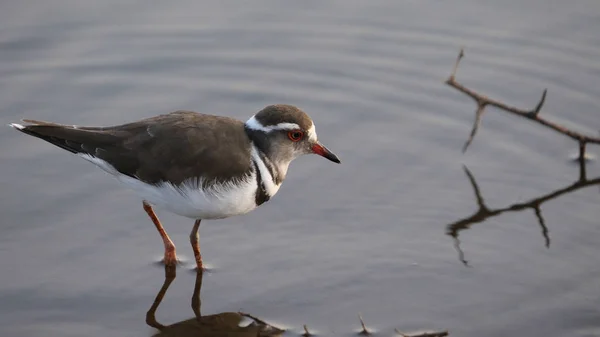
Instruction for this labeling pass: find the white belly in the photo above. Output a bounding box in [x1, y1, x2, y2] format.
[78, 154, 259, 219]
[118, 173, 259, 219]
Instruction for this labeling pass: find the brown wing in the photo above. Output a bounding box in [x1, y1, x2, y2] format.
[14, 111, 254, 186]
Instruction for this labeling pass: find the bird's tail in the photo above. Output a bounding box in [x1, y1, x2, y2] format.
[8, 119, 117, 155]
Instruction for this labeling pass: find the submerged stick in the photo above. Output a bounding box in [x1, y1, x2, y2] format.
[395, 328, 449, 337]
[358, 313, 371, 335]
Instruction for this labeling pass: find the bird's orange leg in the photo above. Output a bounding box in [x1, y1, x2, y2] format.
[190, 219, 203, 270]
[143, 201, 177, 266]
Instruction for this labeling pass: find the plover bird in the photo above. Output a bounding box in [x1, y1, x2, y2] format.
[9, 104, 340, 270]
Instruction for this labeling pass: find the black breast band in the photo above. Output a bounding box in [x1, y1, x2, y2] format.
[253, 160, 270, 206]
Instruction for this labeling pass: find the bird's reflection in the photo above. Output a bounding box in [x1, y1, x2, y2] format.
[146, 266, 284, 336]
[447, 164, 600, 266]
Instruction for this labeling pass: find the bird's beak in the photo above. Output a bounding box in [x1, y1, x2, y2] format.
[311, 142, 341, 163]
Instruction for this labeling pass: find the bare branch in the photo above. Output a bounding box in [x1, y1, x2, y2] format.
[462, 103, 486, 153]
[448, 47, 465, 81]
[445, 48, 600, 154]
[530, 89, 547, 116]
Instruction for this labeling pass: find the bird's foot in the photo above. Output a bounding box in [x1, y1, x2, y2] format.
[192, 260, 217, 273]
[162, 248, 179, 267]
[193, 256, 204, 272]
[193, 263, 207, 272]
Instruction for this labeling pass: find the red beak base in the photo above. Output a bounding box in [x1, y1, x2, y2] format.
[312, 143, 341, 163]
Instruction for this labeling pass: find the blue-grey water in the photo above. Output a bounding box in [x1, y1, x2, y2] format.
[1, 1, 599, 336]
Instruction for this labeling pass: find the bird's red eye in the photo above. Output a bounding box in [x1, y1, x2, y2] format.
[288, 130, 304, 142]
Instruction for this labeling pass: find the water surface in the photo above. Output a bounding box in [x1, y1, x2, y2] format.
[1, 1, 599, 336]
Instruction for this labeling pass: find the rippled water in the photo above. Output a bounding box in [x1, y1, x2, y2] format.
[1, 1, 600, 336]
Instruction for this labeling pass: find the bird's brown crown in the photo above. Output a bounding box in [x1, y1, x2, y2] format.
[252, 104, 314, 131]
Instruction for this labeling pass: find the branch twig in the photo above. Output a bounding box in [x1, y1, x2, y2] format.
[446, 48, 600, 155]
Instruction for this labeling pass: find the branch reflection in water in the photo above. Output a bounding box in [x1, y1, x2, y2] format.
[446, 164, 600, 266]
[146, 266, 285, 337]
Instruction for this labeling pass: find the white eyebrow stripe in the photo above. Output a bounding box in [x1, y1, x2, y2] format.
[271, 122, 302, 130]
[245, 115, 301, 132]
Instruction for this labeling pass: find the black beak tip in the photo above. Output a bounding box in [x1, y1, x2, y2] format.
[313, 143, 341, 164]
[323, 150, 340, 164]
